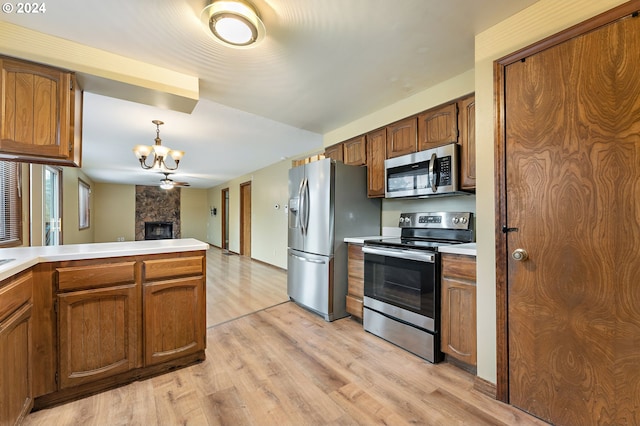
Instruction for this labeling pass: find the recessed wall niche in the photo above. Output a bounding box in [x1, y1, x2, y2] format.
[135, 186, 181, 241]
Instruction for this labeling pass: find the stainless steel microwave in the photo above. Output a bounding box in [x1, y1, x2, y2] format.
[385, 143, 468, 198]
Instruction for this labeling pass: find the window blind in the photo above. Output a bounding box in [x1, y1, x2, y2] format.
[0, 161, 22, 246]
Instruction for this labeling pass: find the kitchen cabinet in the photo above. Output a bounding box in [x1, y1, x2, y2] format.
[56, 261, 137, 389]
[386, 117, 417, 158]
[142, 256, 205, 366]
[366, 128, 386, 198]
[346, 243, 365, 319]
[0, 271, 33, 426]
[441, 253, 476, 367]
[0, 56, 82, 167]
[417, 102, 458, 151]
[324, 143, 343, 162]
[343, 135, 366, 166]
[458, 95, 476, 190]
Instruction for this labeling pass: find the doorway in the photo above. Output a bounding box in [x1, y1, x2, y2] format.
[221, 188, 229, 252]
[239, 181, 251, 257]
[43, 166, 62, 246]
[495, 4, 640, 425]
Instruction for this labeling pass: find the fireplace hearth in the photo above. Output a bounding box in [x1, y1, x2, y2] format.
[145, 221, 173, 240]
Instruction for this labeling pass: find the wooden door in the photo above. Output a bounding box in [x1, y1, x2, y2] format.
[221, 188, 229, 251]
[365, 128, 386, 197]
[240, 181, 251, 257]
[385, 117, 416, 158]
[500, 9, 640, 425]
[417, 102, 458, 151]
[58, 284, 137, 389]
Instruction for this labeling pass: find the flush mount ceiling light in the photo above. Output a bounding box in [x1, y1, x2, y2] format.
[133, 120, 184, 171]
[201, 0, 265, 48]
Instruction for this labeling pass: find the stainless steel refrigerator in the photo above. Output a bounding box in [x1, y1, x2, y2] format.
[287, 158, 381, 321]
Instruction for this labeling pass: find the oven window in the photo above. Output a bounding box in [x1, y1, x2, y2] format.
[364, 253, 437, 318]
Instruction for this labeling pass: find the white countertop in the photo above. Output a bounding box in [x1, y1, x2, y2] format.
[344, 236, 388, 244]
[438, 242, 477, 256]
[0, 238, 209, 282]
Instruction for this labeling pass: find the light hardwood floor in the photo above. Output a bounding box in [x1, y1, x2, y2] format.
[24, 247, 546, 425]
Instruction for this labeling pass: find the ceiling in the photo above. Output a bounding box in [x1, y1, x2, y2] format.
[2, 0, 538, 189]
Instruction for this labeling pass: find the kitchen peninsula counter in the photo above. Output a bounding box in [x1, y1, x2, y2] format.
[0, 238, 209, 281]
[0, 238, 209, 419]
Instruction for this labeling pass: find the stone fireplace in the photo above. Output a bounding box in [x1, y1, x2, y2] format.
[135, 186, 181, 241]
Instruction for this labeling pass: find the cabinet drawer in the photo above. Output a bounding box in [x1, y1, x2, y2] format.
[0, 272, 33, 322]
[441, 254, 476, 282]
[57, 261, 136, 291]
[143, 256, 204, 281]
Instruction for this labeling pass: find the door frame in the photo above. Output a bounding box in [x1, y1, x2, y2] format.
[221, 187, 229, 251]
[239, 181, 251, 257]
[493, 1, 639, 403]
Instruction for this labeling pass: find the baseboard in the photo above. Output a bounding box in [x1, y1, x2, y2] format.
[473, 376, 497, 399]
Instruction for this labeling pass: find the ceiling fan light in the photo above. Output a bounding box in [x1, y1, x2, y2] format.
[201, 0, 265, 48]
[160, 181, 174, 190]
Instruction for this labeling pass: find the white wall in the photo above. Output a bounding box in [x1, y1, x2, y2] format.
[474, 0, 627, 383]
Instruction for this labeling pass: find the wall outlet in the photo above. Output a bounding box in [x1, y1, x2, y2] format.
[116, 236, 125, 242]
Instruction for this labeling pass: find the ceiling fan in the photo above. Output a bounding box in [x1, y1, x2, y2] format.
[158, 172, 190, 189]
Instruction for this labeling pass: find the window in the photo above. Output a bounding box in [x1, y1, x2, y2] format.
[79, 178, 90, 229]
[0, 161, 22, 247]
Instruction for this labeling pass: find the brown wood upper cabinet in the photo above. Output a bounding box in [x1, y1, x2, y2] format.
[324, 143, 343, 162]
[343, 135, 366, 166]
[366, 128, 386, 198]
[458, 95, 476, 190]
[0, 56, 82, 167]
[417, 102, 458, 151]
[386, 117, 417, 158]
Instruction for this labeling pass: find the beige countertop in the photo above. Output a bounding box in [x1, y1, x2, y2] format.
[0, 238, 209, 282]
[438, 242, 476, 256]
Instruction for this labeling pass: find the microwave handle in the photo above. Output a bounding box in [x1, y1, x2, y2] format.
[429, 152, 438, 192]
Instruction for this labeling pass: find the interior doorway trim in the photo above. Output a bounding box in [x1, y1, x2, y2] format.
[493, 0, 639, 403]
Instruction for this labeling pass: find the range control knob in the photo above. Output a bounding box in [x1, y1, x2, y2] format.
[453, 217, 460, 224]
[460, 217, 468, 224]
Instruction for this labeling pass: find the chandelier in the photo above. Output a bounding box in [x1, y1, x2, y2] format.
[133, 120, 184, 171]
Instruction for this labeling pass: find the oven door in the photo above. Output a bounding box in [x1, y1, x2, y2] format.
[363, 245, 439, 331]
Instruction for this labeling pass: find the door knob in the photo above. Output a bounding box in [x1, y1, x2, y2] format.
[512, 248, 529, 261]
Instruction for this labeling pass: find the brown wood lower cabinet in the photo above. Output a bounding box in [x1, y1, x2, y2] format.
[0, 271, 33, 426]
[27, 250, 206, 412]
[144, 276, 205, 366]
[57, 284, 138, 389]
[346, 243, 365, 319]
[440, 253, 477, 367]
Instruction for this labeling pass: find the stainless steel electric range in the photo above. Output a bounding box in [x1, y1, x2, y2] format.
[362, 211, 474, 363]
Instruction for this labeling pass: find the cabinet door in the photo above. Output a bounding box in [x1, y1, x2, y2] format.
[366, 128, 386, 197]
[0, 303, 32, 426]
[441, 254, 477, 366]
[58, 284, 137, 389]
[343, 135, 366, 166]
[346, 243, 365, 319]
[417, 102, 458, 151]
[144, 276, 205, 366]
[324, 143, 343, 162]
[458, 95, 476, 190]
[386, 117, 417, 158]
[0, 58, 75, 164]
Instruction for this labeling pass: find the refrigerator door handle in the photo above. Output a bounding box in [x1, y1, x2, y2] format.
[301, 177, 310, 235]
[289, 252, 326, 264]
[297, 177, 306, 234]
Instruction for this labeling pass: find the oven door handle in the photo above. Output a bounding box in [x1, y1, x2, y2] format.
[362, 246, 435, 263]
